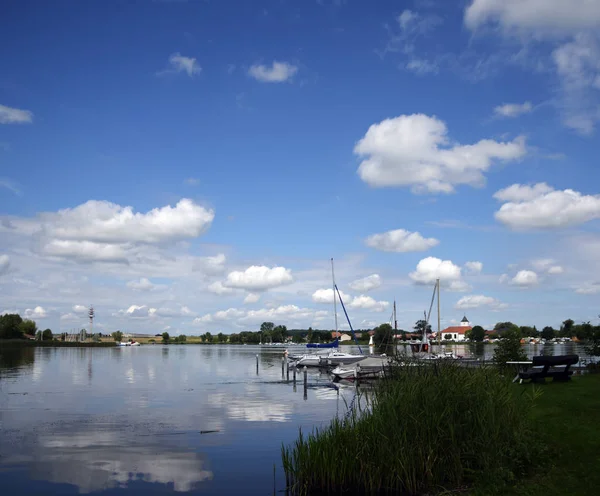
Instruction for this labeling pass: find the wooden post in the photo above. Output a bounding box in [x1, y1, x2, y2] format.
[293, 363, 297, 383]
[256, 354, 259, 375]
[281, 356, 285, 378]
[303, 366, 308, 397]
[286, 357, 290, 382]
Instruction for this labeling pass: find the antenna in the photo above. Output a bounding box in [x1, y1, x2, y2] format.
[89, 305, 95, 341]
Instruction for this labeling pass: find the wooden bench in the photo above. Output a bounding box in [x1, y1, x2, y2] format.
[518, 355, 579, 384]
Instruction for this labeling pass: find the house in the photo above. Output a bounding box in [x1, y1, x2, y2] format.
[331, 331, 352, 341]
[440, 315, 472, 342]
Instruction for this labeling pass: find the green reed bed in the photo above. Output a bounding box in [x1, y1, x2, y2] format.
[282, 362, 540, 495]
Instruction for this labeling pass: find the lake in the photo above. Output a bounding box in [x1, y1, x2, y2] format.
[0, 342, 591, 495]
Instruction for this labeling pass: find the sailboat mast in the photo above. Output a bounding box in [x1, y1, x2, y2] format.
[436, 278, 441, 347]
[331, 258, 338, 334]
[394, 300, 397, 332]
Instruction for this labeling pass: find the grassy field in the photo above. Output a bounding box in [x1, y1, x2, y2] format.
[492, 373, 600, 496]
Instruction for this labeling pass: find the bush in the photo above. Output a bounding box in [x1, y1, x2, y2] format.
[282, 362, 538, 495]
[493, 328, 527, 368]
[42, 329, 53, 341]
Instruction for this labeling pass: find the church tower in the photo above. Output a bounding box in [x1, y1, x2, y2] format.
[460, 315, 470, 327]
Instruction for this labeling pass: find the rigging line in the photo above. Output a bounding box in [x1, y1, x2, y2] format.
[335, 284, 363, 355]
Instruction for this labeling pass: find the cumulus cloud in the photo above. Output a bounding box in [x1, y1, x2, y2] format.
[348, 274, 382, 292]
[464, 0, 600, 36]
[494, 184, 600, 229]
[116, 305, 193, 319]
[60, 312, 80, 321]
[575, 283, 600, 294]
[193, 254, 226, 275]
[162, 53, 201, 77]
[127, 278, 159, 291]
[348, 295, 389, 312]
[493, 102, 533, 118]
[464, 261, 483, 274]
[72, 305, 88, 314]
[312, 288, 353, 304]
[355, 114, 526, 193]
[493, 183, 554, 202]
[207, 281, 234, 295]
[0, 104, 33, 124]
[243, 293, 260, 304]
[365, 228, 439, 252]
[510, 270, 539, 287]
[0, 198, 215, 264]
[224, 266, 293, 291]
[410, 257, 469, 291]
[248, 61, 298, 83]
[24, 306, 47, 319]
[455, 294, 507, 310]
[0, 254, 11, 276]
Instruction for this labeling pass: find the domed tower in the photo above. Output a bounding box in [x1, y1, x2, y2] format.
[460, 315, 470, 327]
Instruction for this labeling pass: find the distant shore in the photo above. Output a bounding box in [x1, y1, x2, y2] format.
[0, 340, 116, 348]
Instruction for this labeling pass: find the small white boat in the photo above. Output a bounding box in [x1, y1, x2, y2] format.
[331, 356, 392, 380]
[117, 341, 140, 347]
[318, 351, 365, 366]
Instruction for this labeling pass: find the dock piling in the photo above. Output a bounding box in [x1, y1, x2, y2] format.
[303, 366, 308, 399]
[256, 354, 259, 375]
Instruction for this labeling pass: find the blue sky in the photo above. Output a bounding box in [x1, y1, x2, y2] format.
[1, 0, 600, 334]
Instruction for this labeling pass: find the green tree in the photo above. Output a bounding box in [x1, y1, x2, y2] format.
[202, 332, 213, 343]
[19, 319, 37, 337]
[585, 324, 600, 356]
[541, 326, 555, 340]
[469, 325, 486, 342]
[574, 322, 593, 340]
[373, 323, 393, 346]
[217, 332, 226, 343]
[413, 320, 432, 336]
[493, 328, 527, 367]
[177, 334, 187, 343]
[307, 327, 313, 343]
[42, 328, 53, 341]
[444, 334, 452, 340]
[560, 319, 575, 337]
[519, 326, 537, 338]
[112, 331, 123, 342]
[494, 322, 519, 336]
[229, 333, 241, 344]
[162, 331, 170, 343]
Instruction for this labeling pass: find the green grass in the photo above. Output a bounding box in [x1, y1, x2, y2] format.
[489, 373, 600, 496]
[282, 363, 539, 495]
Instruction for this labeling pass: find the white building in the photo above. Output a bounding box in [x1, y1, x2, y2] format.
[440, 316, 472, 342]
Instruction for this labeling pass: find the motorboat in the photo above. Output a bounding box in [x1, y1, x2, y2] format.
[319, 351, 372, 366]
[117, 341, 140, 347]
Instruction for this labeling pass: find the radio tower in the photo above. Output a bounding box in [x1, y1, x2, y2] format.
[89, 305, 95, 340]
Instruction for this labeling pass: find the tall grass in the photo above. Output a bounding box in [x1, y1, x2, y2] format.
[282, 362, 539, 495]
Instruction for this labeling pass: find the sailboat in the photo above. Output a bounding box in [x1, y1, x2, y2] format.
[291, 259, 363, 367]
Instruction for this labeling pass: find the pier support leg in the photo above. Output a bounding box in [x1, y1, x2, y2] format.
[256, 354, 259, 375]
[286, 357, 289, 382]
[303, 366, 308, 401]
[281, 357, 285, 378]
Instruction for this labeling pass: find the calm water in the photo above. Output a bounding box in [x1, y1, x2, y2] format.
[0, 342, 590, 495]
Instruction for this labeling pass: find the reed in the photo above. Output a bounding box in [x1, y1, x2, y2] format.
[282, 362, 539, 495]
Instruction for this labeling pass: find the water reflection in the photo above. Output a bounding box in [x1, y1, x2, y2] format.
[22, 429, 213, 493]
[0, 346, 35, 374]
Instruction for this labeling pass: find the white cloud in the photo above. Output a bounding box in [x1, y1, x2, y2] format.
[464, 261, 483, 274]
[207, 281, 234, 295]
[193, 254, 226, 275]
[193, 307, 245, 324]
[224, 265, 293, 291]
[312, 288, 353, 304]
[348, 274, 382, 292]
[493, 101, 533, 118]
[0, 254, 11, 276]
[1, 199, 215, 264]
[120, 305, 154, 319]
[0, 104, 33, 124]
[575, 283, 600, 294]
[493, 182, 554, 202]
[348, 295, 389, 312]
[495, 184, 600, 229]
[24, 306, 47, 319]
[72, 305, 88, 314]
[409, 257, 465, 290]
[455, 294, 507, 310]
[248, 61, 298, 83]
[552, 34, 600, 134]
[0, 178, 21, 195]
[165, 53, 201, 76]
[60, 312, 80, 321]
[127, 278, 158, 291]
[465, 0, 600, 35]
[406, 58, 439, 75]
[239, 305, 314, 324]
[510, 270, 539, 287]
[184, 178, 200, 186]
[365, 229, 439, 252]
[243, 293, 260, 304]
[499, 273, 509, 284]
[532, 259, 563, 274]
[355, 114, 526, 193]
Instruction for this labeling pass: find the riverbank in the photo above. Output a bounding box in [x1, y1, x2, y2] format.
[0, 340, 116, 348]
[282, 365, 599, 495]
[498, 373, 600, 496]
